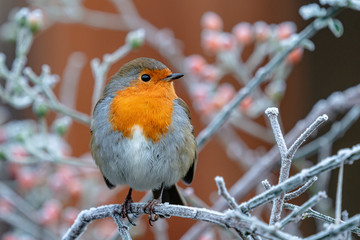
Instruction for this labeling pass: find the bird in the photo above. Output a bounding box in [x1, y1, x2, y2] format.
[90, 57, 197, 225]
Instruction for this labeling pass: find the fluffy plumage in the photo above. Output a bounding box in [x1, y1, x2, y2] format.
[90, 58, 197, 206]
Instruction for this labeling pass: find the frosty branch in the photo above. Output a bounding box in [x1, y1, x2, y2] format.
[63, 125, 360, 239]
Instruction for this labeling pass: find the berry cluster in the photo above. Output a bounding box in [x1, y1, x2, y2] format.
[185, 12, 302, 120]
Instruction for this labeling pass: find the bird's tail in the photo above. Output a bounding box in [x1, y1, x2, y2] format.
[152, 184, 187, 205]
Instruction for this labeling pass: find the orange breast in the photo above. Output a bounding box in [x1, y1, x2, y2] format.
[109, 79, 177, 142]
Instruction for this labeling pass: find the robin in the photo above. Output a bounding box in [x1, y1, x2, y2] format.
[90, 57, 197, 225]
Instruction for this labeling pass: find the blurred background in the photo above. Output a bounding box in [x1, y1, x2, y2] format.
[0, 0, 360, 239]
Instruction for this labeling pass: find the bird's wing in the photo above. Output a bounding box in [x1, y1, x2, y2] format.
[174, 98, 197, 185]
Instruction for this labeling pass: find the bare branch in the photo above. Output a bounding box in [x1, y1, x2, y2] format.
[284, 177, 318, 201]
[265, 107, 290, 224]
[287, 115, 328, 159]
[195, 7, 342, 151]
[265, 108, 327, 225]
[296, 105, 360, 159]
[91, 44, 132, 109]
[215, 176, 239, 210]
[303, 215, 360, 240]
[111, 212, 132, 240]
[265, 108, 288, 158]
[238, 144, 360, 213]
[60, 52, 87, 110]
[277, 192, 327, 229]
[335, 162, 344, 225]
[284, 203, 360, 236]
[262, 177, 318, 202]
[183, 83, 360, 239]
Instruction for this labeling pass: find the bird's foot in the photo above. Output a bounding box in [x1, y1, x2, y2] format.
[144, 198, 161, 226]
[114, 188, 136, 226]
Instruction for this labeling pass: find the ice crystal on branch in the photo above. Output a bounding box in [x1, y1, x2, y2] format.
[0, 1, 360, 239]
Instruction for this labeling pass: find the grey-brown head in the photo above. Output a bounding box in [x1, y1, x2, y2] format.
[103, 57, 183, 97]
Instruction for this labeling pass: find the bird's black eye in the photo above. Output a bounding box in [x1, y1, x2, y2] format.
[141, 74, 151, 82]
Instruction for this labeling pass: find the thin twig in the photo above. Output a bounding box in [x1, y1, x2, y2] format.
[238, 144, 360, 213]
[287, 115, 328, 160]
[295, 105, 360, 159]
[0, 183, 57, 239]
[262, 177, 318, 202]
[262, 179, 271, 190]
[265, 108, 288, 158]
[284, 177, 318, 201]
[60, 52, 87, 109]
[303, 215, 360, 240]
[226, 211, 297, 240]
[62, 143, 360, 239]
[266, 109, 327, 224]
[111, 213, 132, 240]
[23, 67, 92, 125]
[195, 7, 342, 151]
[277, 192, 327, 229]
[284, 203, 360, 236]
[266, 107, 289, 225]
[183, 83, 360, 239]
[215, 176, 239, 210]
[63, 202, 296, 240]
[91, 42, 132, 110]
[335, 162, 344, 225]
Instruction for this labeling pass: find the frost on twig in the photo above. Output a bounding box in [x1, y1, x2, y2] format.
[284, 203, 360, 236]
[262, 176, 318, 202]
[60, 52, 87, 110]
[195, 5, 341, 151]
[295, 105, 360, 159]
[184, 84, 360, 239]
[111, 212, 132, 240]
[284, 176, 318, 201]
[215, 176, 239, 210]
[90, 28, 145, 109]
[303, 215, 360, 240]
[265, 107, 327, 224]
[2, 1, 360, 239]
[277, 192, 327, 229]
[335, 161, 344, 225]
[238, 144, 360, 213]
[62, 144, 360, 239]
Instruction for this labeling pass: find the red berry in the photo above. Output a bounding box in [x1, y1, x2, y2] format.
[202, 30, 222, 53]
[240, 96, 253, 111]
[41, 199, 62, 226]
[185, 55, 207, 75]
[10, 145, 28, 162]
[233, 22, 253, 45]
[254, 21, 270, 42]
[219, 33, 236, 51]
[286, 48, 303, 65]
[17, 169, 37, 190]
[276, 22, 296, 40]
[201, 64, 220, 83]
[212, 83, 236, 109]
[2, 232, 19, 240]
[201, 12, 223, 31]
[0, 198, 13, 213]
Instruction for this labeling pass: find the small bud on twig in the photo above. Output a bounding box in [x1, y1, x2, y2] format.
[126, 29, 146, 50]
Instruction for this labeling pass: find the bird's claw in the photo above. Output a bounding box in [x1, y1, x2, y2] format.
[144, 198, 161, 226]
[115, 196, 136, 226]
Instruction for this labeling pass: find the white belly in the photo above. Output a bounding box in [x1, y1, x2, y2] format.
[104, 126, 186, 191]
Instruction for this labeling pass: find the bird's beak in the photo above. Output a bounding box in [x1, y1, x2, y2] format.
[165, 73, 184, 82]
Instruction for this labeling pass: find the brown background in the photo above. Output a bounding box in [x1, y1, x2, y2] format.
[1, 0, 360, 239]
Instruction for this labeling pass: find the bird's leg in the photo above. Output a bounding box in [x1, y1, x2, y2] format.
[115, 188, 136, 226]
[144, 183, 165, 226]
